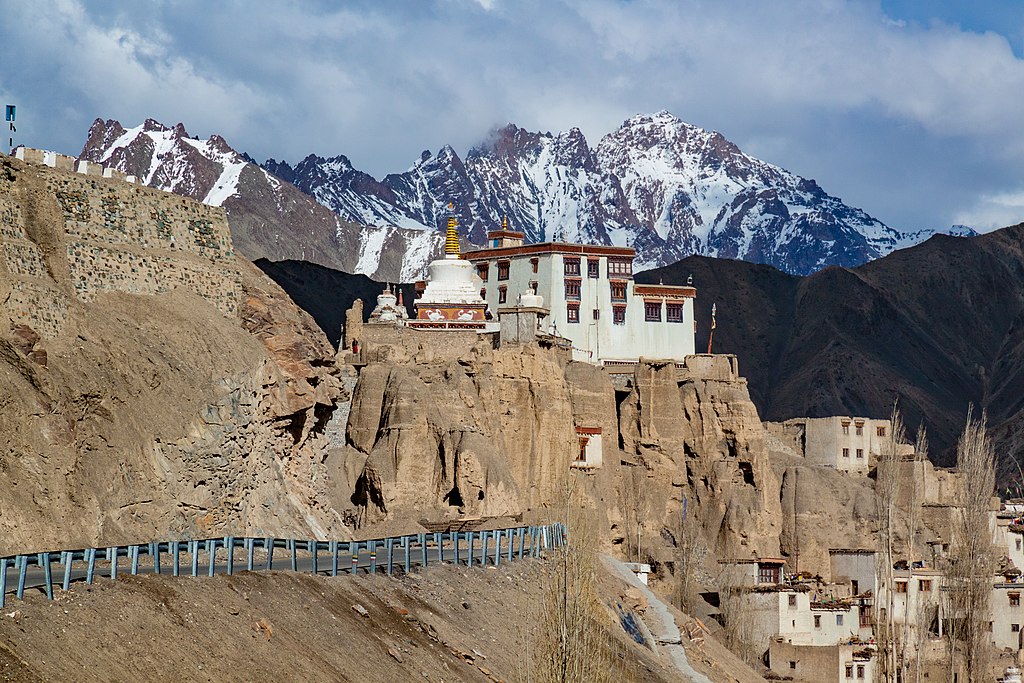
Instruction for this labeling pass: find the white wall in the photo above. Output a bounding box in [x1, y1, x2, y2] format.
[471, 249, 695, 364]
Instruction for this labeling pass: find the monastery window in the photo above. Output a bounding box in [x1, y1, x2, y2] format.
[842, 421, 850, 435]
[1014, 624, 1021, 633]
[480, 288, 486, 299]
[842, 448, 850, 458]
[789, 661, 796, 670]
[1011, 593, 1021, 607]
[788, 594, 797, 608]
[610, 281, 627, 302]
[613, 306, 626, 325]
[497, 261, 510, 281]
[856, 448, 864, 459]
[565, 279, 581, 300]
[567, 303, 580, 323]
[836, 614, 844, 626]
[608, 258, 632, 277]
[920, 579, 933, 592]
[564, 257, 581, 276]
[576, 436, 588, 463]
[846, 664, 854, 679]
[666, 302, 684, 322]
[498, 286, 507, 304]
[857, 665, 865, 679]
[877, 426, 886, 437]
[593, 308, 600, 320]
[644, 301, 662, 322]
[530, 257, 539, 274]
[587, 258, 599, 278]
[895, 581, 908, 594]
[477, 263, 489, 281]
[855, 422, 864, 436]
[813, 615, 821, 629]
[758, 564, 780, 584]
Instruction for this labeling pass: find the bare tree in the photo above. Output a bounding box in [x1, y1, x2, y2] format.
[672, 496, 707, 613]
[622, 464, 649, 564]
[945, 407, 997, 683]
[717, 563, 759, 666]
[875, 404, 907, 682]
[529, 484, 638, 683]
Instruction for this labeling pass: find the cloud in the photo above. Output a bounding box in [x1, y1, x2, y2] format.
[2, 0, 1024, 233]
[954, 190, 1024, 231]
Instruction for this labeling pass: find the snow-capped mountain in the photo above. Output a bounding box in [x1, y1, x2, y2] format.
[264, 111, 968, 275]
[80, 119, 441, 281]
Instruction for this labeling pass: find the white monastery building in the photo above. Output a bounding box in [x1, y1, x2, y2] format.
[465, 223, 696, 365]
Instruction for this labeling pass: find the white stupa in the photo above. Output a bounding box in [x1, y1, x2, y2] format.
[368, 286, 409, 324]
[409, 210, 488, 329]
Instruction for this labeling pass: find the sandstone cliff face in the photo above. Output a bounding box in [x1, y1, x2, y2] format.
[346, 343, 575, 525]
[0, 156, 349, 553]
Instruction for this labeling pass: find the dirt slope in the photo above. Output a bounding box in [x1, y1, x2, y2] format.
[0, 559, 763, 683]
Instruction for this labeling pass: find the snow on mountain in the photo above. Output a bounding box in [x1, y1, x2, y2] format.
[262, 111, 968, 276]
[80, 119, 440, 280]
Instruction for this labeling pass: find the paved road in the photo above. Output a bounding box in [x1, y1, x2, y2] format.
[2, 536, 528, 601]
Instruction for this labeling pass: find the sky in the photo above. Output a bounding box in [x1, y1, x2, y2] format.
[2, 0, 1024, 233]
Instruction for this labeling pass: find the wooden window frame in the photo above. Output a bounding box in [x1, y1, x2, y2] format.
[497, 260, 510, 281]
[564, 257, 581, 276]
[644, 300, 662, 322]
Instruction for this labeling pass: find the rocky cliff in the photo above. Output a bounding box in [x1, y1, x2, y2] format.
[0, 155, 351, 553]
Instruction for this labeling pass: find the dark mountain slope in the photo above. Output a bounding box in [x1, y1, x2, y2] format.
[639, 223, 1024, 468]
[254, 259, 414, 348]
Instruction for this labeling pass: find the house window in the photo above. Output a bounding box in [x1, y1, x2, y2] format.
[789, 661, 796, 670]
[788, 594, 797, 608]
[877, 426, 886, 437]
[567, 304, 579, 323]
[666, 302, 683, 322]
[855, 422, 864, 436]
[480, 288, 486, 299]
[919, 579, 932, 592]
[587, 259, 599, 278]
[856, 449, 864, 459]
[593, 308, 600, 320]
[608, 258, 632, 277]
[477, 263, 489, 281]
[564, 257, 581, 276]
[577, 436, 588, 463]
[1011, 593, 1021, 607]
[846, 664, 854, 678]
[895, 581, 908, 593]
[613, 306, 626, 325]
[497, 261, 510, 280]
[842, 421, 850, 435]
[498, 286, 507, 304]
[644, 301, 662, 322]
[814, 615, 821, 629]
[565, 279, 581, 300]
[610, 281, 627, 302]
[758, 564, 780, 585]
[836, 614, 844, 626]
[1017, 538, 1022, 551]
[842, 448, 850, 458]
[530, 257, 539, 274]
[1014, 623, 1021, 633]
[857, 665, 865, 679]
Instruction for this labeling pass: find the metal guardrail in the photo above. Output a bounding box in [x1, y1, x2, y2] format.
[0, 523, 566, 608]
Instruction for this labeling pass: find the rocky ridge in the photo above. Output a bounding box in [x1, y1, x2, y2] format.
[264, 111, 973, 275]
[79, 118, 442, 282]
[0, 154, 351, 552]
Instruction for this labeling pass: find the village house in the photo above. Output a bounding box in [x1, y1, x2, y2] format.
[765, 416, 912, 474]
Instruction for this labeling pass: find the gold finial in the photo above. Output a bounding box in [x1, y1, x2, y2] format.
[502, 215, 508, 230]
[444, 204, 460, 257]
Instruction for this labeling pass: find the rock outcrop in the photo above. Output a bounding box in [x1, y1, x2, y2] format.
[0, 155, 350, 553]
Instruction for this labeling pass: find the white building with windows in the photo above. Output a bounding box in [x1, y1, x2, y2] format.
[465, 227, 695, 365]
[766, 416, 907, 474]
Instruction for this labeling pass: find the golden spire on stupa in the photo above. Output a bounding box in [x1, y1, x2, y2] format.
[444, 202, 460, 258]
[502, 215, 508, 230]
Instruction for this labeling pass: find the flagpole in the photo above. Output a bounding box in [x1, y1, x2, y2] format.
[706, 303, 716, 354]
